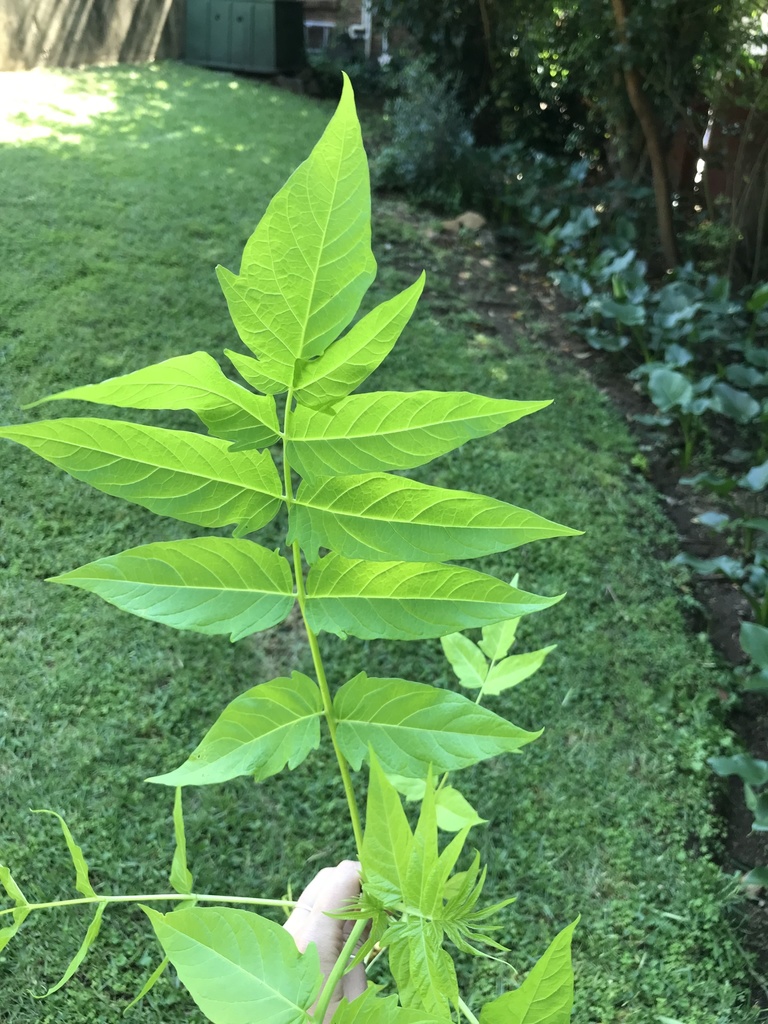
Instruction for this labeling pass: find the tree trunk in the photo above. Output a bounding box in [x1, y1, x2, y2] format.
[611, 0, 679, 268]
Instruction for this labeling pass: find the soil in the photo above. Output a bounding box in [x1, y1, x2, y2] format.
[412, 212, 768, 1000]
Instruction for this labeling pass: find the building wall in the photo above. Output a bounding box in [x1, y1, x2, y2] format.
[0, 0, 183, 71]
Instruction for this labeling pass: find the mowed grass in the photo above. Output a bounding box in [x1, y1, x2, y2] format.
[0, 63, 760, 1023]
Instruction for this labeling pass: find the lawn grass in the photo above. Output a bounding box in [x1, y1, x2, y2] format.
[0, 62, 761, 1023]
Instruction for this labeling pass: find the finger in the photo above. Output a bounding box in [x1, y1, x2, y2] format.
[284, 862, 361, 945]
[341, 962, 367, 1004]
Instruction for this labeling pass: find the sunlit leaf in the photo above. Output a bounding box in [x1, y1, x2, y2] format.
[479, 616, 521, 661]
[170, 788, 194, 894]
[335, 673, 540, 777]
[287, 392, 550, 479]
[332, 986, 452, 1022]
[50, 538, 295, 641]
[144, 906, 322, 1024]
[149, 674, 322, 786]
[0, 865, 30, 953]
[362, 754, 413, 907]
[290, 473, 576, 563]
[123, 956, 170, 1014]
[295, 275, 425, 408]
[217, 74, 376, 389]
[479, 919, 578, 1024]
[0, 419, 283, 536]
[306, 555, 561, 641]
[25, 351, 280, 449]
[434, 788, 487, 832]
[32, 809, 96, 898]
[481, 646, 557, 696]
[36, 902, 107, 998]
[387, 919, 457, 1017]
[440, 633, 488, 689]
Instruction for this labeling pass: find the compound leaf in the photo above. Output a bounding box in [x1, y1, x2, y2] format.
[170, 788, 194, 895]
[305, 556, 562, 641]
[0, 419, 282, 536]
[217, 74, 376, 390]
[286, 393, 550, 479]
[290, 473, 577, 563]
[481, 646, 557, 697]
[32, 809, 96, 898]
[36, 902, 107, 998]
[295, 275, 425, 409]
[479, 919, 578, 1024]
[25, 351, 280, 449]
[149, 674, 322, 787]
[334, 673, 540, 777]
[144, 906, 322, 1024]
[440, 633, 488, 689]
[49, 538, 295, 642]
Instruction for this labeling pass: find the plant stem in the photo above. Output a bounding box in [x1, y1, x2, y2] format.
[458, 995, 481, 1024]
[312, 916, 369, 1023]
[282, 388, 364, 857]
[0, 892, 296, 919]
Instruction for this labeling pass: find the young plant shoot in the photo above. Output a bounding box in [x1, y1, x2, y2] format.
[0, 76, 580, 1023]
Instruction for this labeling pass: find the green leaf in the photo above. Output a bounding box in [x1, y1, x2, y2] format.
[123, 956, 170, 1014]
[362, 754, 413, 906]
[25, 351, 280, 449]
[49, 538, 295, 641]
[479, 616, 521, 660]
[385, 778, 486, 832]
[647, 368, 692, 413]
[295, 275, 425, 408]
[290, 473, 577, 563]
[387, 919, 458, 1017]
[709, 753, 768, 788]
[0, 419, 283, 536]
[286, 392, 550, 479]
[225, 349, 289, 397]
[170, 788, 194, 894]
[481, 646, 557, 696]
[217, 74, 376, 390]
[0, 865, 31, 953]
[306, 555, 562, 641]
[334, 673, 540, 777]
[434, 788, 487, 832]
[36, 902, 107, 998]
[144, 905, 322, 1024]
[479, 918, 578, 1024]
[741, 621, 768, 671]
[744, 866, 768, 887]
[440, 633, 488, 689]
[148, 673, 322, 786]
[712, 382, 761, 424]
[32, 809, 96, 897]
[331, 987, 453, 1023]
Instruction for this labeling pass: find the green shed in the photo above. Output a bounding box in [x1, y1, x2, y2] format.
[185, 0, 306, 75]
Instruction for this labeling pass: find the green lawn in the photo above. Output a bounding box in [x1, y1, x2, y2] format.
[0, 62, 761, 1023]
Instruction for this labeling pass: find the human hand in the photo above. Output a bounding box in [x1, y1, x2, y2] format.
[283, 860, 367, 1022]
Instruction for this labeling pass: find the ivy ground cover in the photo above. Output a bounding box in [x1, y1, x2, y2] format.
[0, 63, 761, 1022]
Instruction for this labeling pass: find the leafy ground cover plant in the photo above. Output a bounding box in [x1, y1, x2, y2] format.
[0, 77, 580, 1023]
